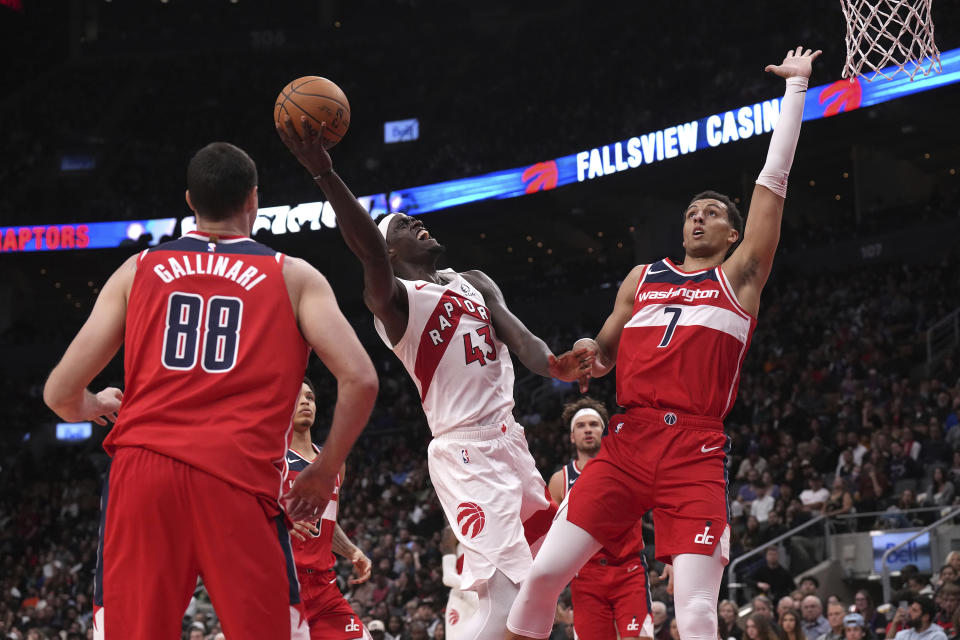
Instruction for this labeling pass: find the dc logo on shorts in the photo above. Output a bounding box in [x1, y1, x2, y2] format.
[456, 502, 486, 538]
[663, 412, 677, 425]
[461, 449, 470, 464]
[344, 617, 361, 633]
[627, 617, 640, 632]
[694, 521, 715, 545]
[449, 609, 460, 625]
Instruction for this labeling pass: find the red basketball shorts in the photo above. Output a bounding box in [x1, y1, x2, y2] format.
[298, 568, 364, 640]
[93, 447, 308, 639]
[566, 408, 731, 564]
[571, 558, 653, 640]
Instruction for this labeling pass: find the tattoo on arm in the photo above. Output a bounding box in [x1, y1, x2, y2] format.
[331, 522, 357, 558]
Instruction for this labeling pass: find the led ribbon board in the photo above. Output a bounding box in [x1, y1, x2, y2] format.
[4, 49, 959, 253]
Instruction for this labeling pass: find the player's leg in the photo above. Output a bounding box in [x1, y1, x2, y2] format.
[190, 469, 308, 640]
[651, 423, 730, 640]
[569, 569, 617, 640]
[427, 433, 534, 588]
[446, 588, 480, 640]
[505, 503, 603, 640]
[610, 564, 654, 640]
[428, 432, 537, 640]
[508, 425, 558, 555]
[671, 544, 725, 640]
[96, 447, 199, 639]
[300, 574, 366, 640]
[454, 569, 521, 640]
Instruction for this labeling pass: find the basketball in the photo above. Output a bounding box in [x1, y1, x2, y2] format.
[274, 76, 351, 148]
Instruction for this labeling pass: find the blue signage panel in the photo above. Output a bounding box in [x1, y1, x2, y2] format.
[872, 531, 932, 573]
[6, 49, 960, 252]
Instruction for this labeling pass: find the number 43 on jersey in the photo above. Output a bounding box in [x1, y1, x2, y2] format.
[463, 326, 497, 366]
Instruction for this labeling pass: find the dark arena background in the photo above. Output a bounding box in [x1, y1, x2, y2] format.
[2, 1, 960, 638]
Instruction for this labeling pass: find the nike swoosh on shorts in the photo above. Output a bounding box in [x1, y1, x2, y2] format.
[700, 445, 721, 453]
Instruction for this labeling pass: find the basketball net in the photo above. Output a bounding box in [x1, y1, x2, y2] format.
[841, 0, 942, 81]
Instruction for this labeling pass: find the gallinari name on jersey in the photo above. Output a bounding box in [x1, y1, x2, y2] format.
[150, 253, 269, 291]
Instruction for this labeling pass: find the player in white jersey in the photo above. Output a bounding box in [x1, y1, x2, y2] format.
[441, 525, 480, 640]
[277, 119, 590, 640]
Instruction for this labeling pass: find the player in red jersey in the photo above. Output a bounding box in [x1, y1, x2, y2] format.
[42, 142, 378, 640]
[547, 398, 652, 640]
[277, 118, 588, 640]
[287, 378, 373, 640]
[506, 47, 822, 640]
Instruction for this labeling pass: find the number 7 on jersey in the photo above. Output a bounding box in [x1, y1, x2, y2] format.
[658, 306, 682, 348]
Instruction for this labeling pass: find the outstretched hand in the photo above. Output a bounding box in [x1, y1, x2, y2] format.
[765, 46, 822, 80]
[275, 115, 334, 178]
[549, 346, 595, 392]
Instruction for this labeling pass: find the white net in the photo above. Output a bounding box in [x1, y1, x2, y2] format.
[841, 0, 942, 81]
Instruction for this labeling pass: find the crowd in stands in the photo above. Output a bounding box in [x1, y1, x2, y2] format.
[2, 241, 959, 638]
[4, 5, 960, 637]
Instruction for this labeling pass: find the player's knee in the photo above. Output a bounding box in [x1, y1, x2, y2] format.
[677, 595, 717, 639]
[522, 563, 568, 599]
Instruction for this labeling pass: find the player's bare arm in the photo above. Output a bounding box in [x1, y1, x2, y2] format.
[723, 46, 821, 316]
[332, 524, 372, 584]
[43, 254, 137, 424]
[460, 269, 587, 381]
[276, 116, 409, 342]
[282, 257, 378, 522]
[573, 265, 644, 388]
[547, 470, 565, 506]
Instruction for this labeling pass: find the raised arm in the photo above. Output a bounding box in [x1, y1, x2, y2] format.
[43, 255, 136, 424]
[283, 257, 379, 521]
[276, 117, 408, 340]
[723, 46, 821, 316]
[460, 270, 586, 381]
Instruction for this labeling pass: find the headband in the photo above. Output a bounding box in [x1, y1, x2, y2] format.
[377, 213, 399, 240]
[570, 407, 603, 432]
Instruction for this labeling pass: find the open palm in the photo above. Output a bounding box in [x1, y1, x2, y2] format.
[765, 46, 822, 79]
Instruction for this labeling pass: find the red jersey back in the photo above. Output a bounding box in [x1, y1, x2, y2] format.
[104, 232, 310, 510]
[286, 445, 339, 571]
[616, 258, 756, 420]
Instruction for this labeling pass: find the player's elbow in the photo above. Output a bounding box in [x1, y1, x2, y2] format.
[342, 362, 379, 402]
[42, 377, 76, 421]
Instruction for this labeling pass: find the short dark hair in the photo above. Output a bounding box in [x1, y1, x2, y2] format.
[561, 396, 608, 429]
[800, 575, 820, 588]
[911, 595, 936, 619]
[186, 142, 258, 221]
[686, 190, 744, 241]
[303, 377, 316, 396]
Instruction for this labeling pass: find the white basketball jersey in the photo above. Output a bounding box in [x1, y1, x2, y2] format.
[374, 269, 515, 436]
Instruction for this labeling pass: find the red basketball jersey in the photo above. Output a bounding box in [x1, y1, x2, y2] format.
[104, 232, 310, 512]
[285, 445, 340, 571]
[616, 258, 756, 420]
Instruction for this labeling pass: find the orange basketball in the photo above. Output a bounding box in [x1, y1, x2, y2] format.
[274, 76, 350, 148]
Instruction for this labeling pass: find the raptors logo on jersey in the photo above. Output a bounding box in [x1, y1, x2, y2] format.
[287, 446, 340, 571]
[374, 269, 515, 435]
[617, 257, 756, 420]
[456, 502, 486, 538]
